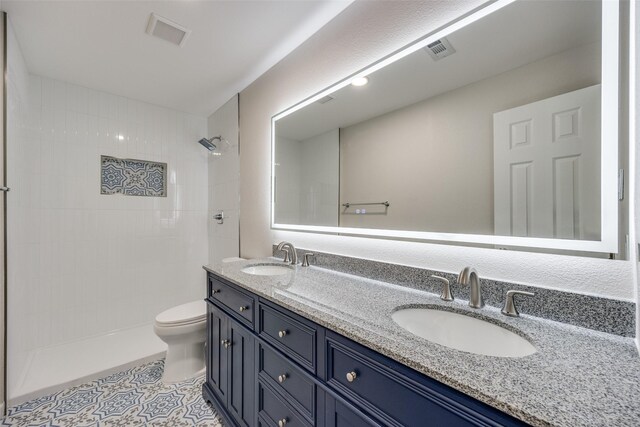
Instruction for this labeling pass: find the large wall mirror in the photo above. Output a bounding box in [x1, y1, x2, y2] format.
[272, 0, 620, 254]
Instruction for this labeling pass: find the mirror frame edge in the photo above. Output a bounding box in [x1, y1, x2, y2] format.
[270, 0, 620, 254]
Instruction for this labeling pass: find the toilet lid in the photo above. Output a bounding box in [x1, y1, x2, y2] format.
[156, 300, 206, 326]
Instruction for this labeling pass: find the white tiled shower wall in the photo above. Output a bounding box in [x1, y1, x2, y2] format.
[7, 66, 209, 395]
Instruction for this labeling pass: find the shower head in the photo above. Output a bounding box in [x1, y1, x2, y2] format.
[198, 136, 221, 152]
[198, 135, 230, 156]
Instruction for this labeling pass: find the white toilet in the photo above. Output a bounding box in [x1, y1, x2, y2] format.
[154, 300, 207, 383]
[154, 257, 245, 383]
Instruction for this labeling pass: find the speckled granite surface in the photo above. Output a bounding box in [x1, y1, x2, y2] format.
[273, 246, 636, 337]
[204, 258, 640, 427]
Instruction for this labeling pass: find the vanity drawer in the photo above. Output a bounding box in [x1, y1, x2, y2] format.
[258, 343, 315, 422]
[258, 301, 319, 373]
[258, 381, 312, 427]
[209, 274, 255, 327]
[326, 331, 524, 427]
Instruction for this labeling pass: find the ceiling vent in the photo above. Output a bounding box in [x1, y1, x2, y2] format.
[146, 13, 191, 47]
[316, 95, 335, 104]
[424, 37, 456, 61]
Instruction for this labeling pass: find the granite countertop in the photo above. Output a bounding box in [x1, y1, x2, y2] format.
[203, 258, 640, 427]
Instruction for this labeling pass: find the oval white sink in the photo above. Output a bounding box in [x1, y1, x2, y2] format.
[392, 308, 536, 358]
[241, 264, 292, 276]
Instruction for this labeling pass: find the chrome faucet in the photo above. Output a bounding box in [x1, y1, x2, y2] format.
[458, 267, 484, 309]
[276, 241, 298, 265]
[430, 275, 454, 301]
[501, 290, 535, 317]
[301, 252, 315, 267]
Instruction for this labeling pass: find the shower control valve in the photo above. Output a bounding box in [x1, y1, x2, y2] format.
[213, 211, 224, 224]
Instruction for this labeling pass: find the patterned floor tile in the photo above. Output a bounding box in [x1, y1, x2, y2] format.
[2, 359, 223, 427]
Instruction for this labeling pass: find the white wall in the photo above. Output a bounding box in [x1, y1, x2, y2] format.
[208, 95, 240, 263]
[340, 43, 599, 233]
[239, 0, 635, 301]
[7, 70, 209, 397]
[299, 130, 339, 226]
[275, 135, 302, 224]
[276, 129, 339, 226]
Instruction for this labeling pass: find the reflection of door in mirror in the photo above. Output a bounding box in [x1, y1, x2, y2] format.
[493, 85, 601, 240]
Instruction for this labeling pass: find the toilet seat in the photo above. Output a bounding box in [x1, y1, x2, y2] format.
[155, 300, 206, 327]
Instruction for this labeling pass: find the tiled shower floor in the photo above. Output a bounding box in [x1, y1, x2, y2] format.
[2, 359, 223, 426]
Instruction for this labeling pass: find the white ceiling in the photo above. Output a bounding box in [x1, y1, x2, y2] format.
[2, 0, 353, 117]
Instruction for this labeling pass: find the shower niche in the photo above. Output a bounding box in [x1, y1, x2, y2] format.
[100, 155, 167, 197]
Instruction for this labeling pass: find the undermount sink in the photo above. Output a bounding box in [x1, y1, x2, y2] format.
[241, 264, 292, 276]
[391, 308, 536, 358]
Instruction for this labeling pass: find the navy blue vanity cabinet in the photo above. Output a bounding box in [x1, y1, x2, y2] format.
[203, 272, 529, 427]
[204, 299, 256, 427]
[324, 393, 381, 427]
[204, 274, 259, 427]
[325, 331, 528, 427]
[257, 380, 313, 427]
[258, 299, 324, 376]
[203, 302, 256, 427]
[257, 342, 317, 422]
[228, 317, 256, 427]
[208, 274, 256, 329]
[206, 303, 228, 405]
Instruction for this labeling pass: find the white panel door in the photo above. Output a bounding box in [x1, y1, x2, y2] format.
[493, 85, 600, 240]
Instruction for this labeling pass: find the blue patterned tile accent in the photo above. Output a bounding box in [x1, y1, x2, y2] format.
[131, 363, 163, 385]
[139, 391, 184, 422]
[2, 359, 222, 427]
[50, 389, 103, 416]
[10, 394, 54, 414]
[93, 390, 143, 419]
[97, 370, 130, 385]
[101, 156, 167, 197]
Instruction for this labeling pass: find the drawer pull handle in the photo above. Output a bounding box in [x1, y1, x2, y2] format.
[212, 289, 220, 294]
[278, 330, 288, 338]
[277, 373, 288, 383]
[346, 371, 357, 382]
[278, 418, 288, 427]
[221, 339, 231, 349]
[239, 306, 249, 312]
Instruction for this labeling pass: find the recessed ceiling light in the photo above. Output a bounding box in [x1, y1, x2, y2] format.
[351, 76, 369, 87]
[117, 134, 125, 141]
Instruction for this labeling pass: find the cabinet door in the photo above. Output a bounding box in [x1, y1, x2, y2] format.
[207, 303, 229, 404]
[325, 394, 380, 427]
[228, 316, 256, 427]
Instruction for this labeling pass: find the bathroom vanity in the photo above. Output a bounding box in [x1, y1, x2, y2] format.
[201, 259, 640, 427]
[202, 0, 640, 424]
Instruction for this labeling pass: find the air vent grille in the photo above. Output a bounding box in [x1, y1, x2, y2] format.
[424, 37, 456, 61]
[317, 95, 335, 104]
[146, 13, 191, 47]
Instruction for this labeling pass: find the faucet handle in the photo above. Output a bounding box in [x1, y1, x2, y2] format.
[430, 275, 454, 302]
[301, 253, 315, 267]
[501, 290, 535, 317]
[280, 248, 290, 263]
